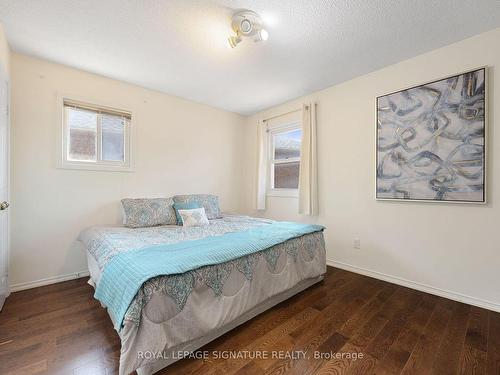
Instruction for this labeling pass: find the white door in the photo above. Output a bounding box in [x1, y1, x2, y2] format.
[0, 66, 9, 310]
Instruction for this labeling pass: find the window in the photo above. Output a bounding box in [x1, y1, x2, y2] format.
[268, 123, 302, 195]
[60, 99, 132, 171]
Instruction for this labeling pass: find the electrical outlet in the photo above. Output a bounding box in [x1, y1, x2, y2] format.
[353, 239, 361, 249]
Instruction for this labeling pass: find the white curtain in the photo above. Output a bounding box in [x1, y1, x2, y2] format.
[298, 103, 318, 215]
[256, 119, 267, 210]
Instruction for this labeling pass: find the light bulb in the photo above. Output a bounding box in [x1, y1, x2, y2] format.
[228, 35, 241, 48]
[260, 28, 269, 41]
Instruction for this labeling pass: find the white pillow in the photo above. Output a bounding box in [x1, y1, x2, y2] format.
[178, 207, 209, 227]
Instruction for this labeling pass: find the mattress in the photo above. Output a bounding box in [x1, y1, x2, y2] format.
[80, 215, 326, 374]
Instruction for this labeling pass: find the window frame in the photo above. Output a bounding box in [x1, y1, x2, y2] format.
[56, 95, 135, 172]
[267, 121, 302, 197]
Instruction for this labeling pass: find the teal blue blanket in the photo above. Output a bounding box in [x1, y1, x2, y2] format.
[94, 221, 324, 330]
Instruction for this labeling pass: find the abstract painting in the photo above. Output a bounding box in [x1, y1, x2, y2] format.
[376, 68, 486, 203]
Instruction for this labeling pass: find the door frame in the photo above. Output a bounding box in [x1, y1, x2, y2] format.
[0, 64, 10, 309]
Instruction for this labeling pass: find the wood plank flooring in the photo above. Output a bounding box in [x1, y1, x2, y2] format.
[0, 267, 499, 375]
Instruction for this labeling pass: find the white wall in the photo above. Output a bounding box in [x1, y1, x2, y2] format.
[8, 27, 500, 310]
[242, 28, 500, 311]
[10, 53, 246, 288]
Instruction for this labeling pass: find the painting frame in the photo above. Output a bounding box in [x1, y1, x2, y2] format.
[375, 67, 487, 204]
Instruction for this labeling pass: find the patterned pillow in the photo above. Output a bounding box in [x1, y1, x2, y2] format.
[178, 207, 210, 227]
[173, 202, 200, 225]
[121, 198, 177, 228]
[173, 194, 221, 220]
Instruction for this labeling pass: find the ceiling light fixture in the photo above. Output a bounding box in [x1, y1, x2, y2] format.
[228, 10, 269, 48]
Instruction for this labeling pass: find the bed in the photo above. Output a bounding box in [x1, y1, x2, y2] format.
[79, 214, 326, 375]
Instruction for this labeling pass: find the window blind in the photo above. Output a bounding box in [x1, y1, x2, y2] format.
[63, 99, 131, 119]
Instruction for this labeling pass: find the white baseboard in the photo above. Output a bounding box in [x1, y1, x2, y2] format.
[10, 271, 90, 292]
[327, 259, 500, 313]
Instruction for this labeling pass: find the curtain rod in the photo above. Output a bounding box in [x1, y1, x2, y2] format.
[263, 105, 308, 122]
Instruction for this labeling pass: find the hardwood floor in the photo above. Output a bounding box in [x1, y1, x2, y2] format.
[1, 267, 499, 375]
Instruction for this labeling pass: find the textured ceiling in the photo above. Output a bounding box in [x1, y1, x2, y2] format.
[1, 0, 500, 115]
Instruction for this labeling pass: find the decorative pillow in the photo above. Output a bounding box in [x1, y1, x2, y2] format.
[173, 194, 221, 220]
[121, 198, 176, 228]
[178, 207, 209, 227]
[173, 202, 200, 225]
